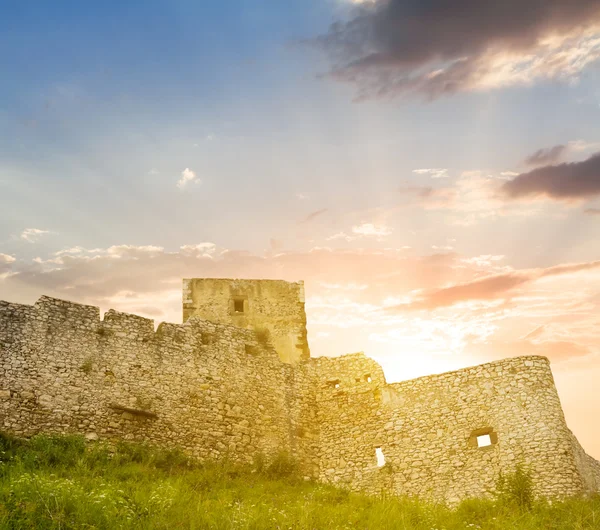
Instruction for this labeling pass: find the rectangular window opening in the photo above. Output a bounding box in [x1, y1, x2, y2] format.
[375, 447, 386, 467]
[233, 299, 244, 313]
[476, 434, 492, 448]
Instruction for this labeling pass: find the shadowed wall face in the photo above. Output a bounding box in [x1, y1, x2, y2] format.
[182, 279, 310, 364]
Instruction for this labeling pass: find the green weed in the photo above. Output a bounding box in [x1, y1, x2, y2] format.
[0, 432, 598, 529]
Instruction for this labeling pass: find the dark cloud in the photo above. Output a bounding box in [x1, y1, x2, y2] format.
[502, 151, 600, 200]
[524, 145, 567, 166]
[316, 0, 600, 99]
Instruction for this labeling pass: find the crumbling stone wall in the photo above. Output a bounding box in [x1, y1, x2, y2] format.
[312, 353, 600, 503]
[0, 297, 312, 468]
[570, 431, 600, 494]
[1, 288, 599, 503]
[182, 278, 310, 364]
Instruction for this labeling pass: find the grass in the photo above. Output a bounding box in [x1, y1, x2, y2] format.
[80, 358, 93, 374]
[0, 433, 599, 529]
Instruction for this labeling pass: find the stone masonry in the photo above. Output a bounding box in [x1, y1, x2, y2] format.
[182, 278, 310, 364]
[1, 278, 599, 503]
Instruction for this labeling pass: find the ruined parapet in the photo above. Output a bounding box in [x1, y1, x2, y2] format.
[310, 354, 600, 503]
[0, 295, 313, 469]
[382, 356, 586, 502]
[1, 287, 599, 504]
[569, 430, 600, 493]
[182, 278, 310, 364]
[309, 353, 388, 486]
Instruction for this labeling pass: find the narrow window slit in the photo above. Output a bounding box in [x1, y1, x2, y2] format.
[375, 447, 386, 467]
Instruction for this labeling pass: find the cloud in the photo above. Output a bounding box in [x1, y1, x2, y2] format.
[524, 145, 568, 166]
[413, 168, 448, 179]
[315, 0, 600, 100]
[568, 139, 600, 152]
[0, 244, 458, 323]
[325, 222, 394, 242]
[269, 238, 284, 251]
[0, 253, 16, 275]
[390, 260, 600, 311]
[106, 245, 165, 258]
[541, 260, 600, 278]
[180, 243, 218, 257]
[398, 185, 460, 208]
[523, 140, 600, 167]
[523, 324, 546, 341]
[326, 232, 355, 242]
[19, 228, 51, 243]
[398, 175, 536, 225]
[302, 208, 329, 223]
[585, 207, 600, 215]
[2, 243, 599, 380]
[464, 338, 592, 365]
[400, 273, 531, 311]
[177, 168, 199, 189]
[502, 151, 600, 201]
[352, 223, 392, 238]
[460, 255, 505, 268]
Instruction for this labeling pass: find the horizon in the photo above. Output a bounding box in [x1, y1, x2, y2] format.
[1, 0, 600, 460]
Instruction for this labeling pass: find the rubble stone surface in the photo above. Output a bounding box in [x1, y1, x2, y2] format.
[1, 278, 598, 503]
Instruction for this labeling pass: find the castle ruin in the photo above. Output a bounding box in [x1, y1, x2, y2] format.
[1, 278, 599, 503]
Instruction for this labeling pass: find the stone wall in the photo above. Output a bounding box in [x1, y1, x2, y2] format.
[0, 296, 312, 468]
[311, 353, 600, 503]
[1, 291, 599, 503]
[182, 278, 310, 364]
[571, 431, 600, 494]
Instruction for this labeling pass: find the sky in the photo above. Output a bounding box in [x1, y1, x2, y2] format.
[1, 0, 600, 458]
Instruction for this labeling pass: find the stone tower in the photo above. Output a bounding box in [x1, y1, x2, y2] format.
[182, 278, 310, 363]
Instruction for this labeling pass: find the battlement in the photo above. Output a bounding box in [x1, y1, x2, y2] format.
[0, 300, 37, 326]
[0, 285, 599, 504]
[0, 296, 281, 364]
[102, 309, 155, 339]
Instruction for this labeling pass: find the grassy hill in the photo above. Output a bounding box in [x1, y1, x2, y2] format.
[0, 433, 598, 529]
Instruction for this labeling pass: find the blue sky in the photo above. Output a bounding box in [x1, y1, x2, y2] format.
[2, 0, 600, 456]
[3, 0, 600, 259]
